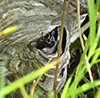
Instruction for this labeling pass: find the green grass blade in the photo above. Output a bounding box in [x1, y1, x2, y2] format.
[61, 73, 74, 98]
[61, 59, 86, 98]
[0, 25, 22, 37]
[87, 20, 100, 60]
[95, 88, 100, 98]
[87, 0, 96, 45]
[0, 60, 7, 98]
[67, 80, 100, 97]
[95, 0, 100, 14]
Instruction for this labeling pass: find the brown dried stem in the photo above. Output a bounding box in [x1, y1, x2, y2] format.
[53, 0, 66, 90]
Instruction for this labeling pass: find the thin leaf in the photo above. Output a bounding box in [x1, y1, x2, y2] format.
[95, 0, 100, 14]
[67, 80, 100, 97]
[0, 26, 18, 37]
[61, 73, 74, 98]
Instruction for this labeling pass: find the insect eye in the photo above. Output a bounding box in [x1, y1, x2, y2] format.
[45, 33, 50, 38]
